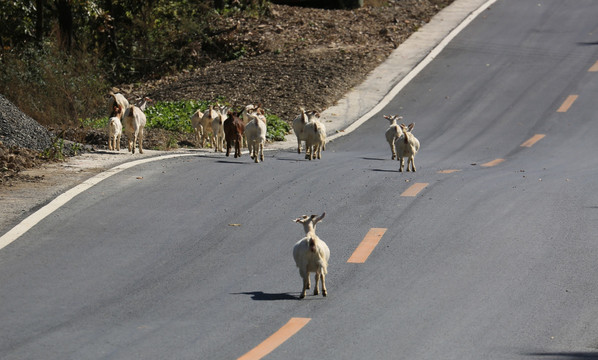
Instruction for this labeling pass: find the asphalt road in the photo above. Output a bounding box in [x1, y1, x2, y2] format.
[3, 1, 598, 359]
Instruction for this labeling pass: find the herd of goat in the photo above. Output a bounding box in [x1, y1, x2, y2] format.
[108, 92, 421, 298]
[108, 92, 420, 168]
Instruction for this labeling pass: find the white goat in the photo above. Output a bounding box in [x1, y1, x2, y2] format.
[108, 108, 122, 151]
[123, 105, 147, 154]
[293, 212, 329, 299]
[199, 105, 218, 148]
[211, 105, 229, 152]
[240, 104, 258, 124]
[254, 106, 267, 124]
[135, 96, 153, 112]
[190, 109, 204, 147]
[303, 117, 326, 160]
[384, 115, 402, 160]
[245, 112, 266, 163]
[109, 92, 129, 119]
[240, 104, 258, 148]
[397, 122, 420, 172]
[292, 108, 320, 154]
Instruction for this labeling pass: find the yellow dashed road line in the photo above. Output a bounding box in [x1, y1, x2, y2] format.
[520, 134, 545, 147]
[557, 95, 578, 113]
[347, 228, 387, 264]
[238, 318, 311, 360]
[400, 182, 429, 197]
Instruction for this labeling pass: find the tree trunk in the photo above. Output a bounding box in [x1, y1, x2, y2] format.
[214, 0, 224, 9]
[36, 0, 45, 44]
[56, 0, 73, 51]
[104, 0, 118, 53]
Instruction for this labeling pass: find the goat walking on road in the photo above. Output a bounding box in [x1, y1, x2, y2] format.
[108, 106, 122, 151]
[292, 108, 320, 155]
[293, 212, 329, 299]
[384, 115, 402, 160]
[383, 115, 420, 171]
[123, 105, 146, 154]
[224, 111, 245, 158]
[245, 112, 266, 163]
[397, 122, 420, 172]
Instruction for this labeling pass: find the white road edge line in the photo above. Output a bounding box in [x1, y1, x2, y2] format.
[327, 0, 498, 143]
[0, 153, 197, 250]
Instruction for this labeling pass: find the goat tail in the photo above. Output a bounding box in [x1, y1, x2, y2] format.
[308, 237, 316, 252]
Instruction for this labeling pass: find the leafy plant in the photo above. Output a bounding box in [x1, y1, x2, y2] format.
[41, 135, 66, 161]
[80, 116, 109, 129]
[145, 100, 211, 133]
[266, 114, 291, 142]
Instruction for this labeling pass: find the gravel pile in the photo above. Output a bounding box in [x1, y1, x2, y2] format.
[0, 94, 52, 151]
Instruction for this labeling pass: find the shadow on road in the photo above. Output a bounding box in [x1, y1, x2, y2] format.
[233, 291, 298, 301]
[523, 352, 598, 359]
[370, 168, 399, 173]
[216, 159, 250, 164]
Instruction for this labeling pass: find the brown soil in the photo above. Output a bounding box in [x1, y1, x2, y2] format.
[131, 0, 451, 123]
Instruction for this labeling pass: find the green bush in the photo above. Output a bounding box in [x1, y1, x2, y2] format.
[266, 114, 291, 142]
[145, 100, 211, 132]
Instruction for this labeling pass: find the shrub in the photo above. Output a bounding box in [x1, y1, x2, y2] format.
[266, 113, 291, 142]
[145, 100, 211, 133]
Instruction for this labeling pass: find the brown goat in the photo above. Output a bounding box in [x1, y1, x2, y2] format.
[224, 111, 245, 158]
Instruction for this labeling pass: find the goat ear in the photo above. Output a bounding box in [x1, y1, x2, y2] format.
[315, 212, 326, 223]
[384, 115, 390, 119]
[408, 123, 415, 131]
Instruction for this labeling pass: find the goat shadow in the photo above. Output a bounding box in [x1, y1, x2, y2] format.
[523, 351, 598, 359]
[93, 149, 127, 155]
[370, 168, 400, 173]
[216, 159, 251, 165]
[233, 291, 299, 301]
